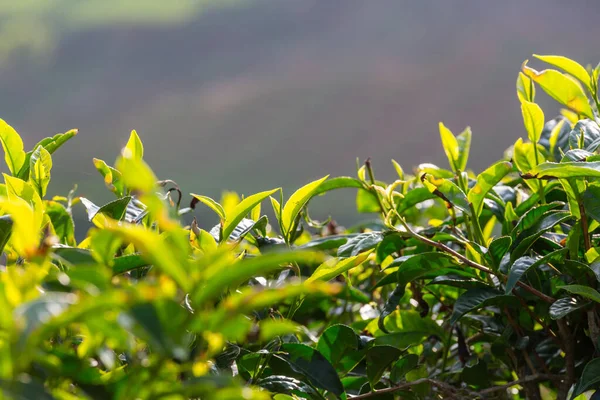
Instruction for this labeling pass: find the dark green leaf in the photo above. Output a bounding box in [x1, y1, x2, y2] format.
[257, 375, 318, 398]
[572, 358, 600, 398]
[297, 234, 359, 251]
[366, 345, 403, 386]
[583, 184, 600, 223]
[505, 248, 568, 293]
[80, 196, 132, 222]
[278, 343, 344, 396]
[511, 202, 564, 236]
[338, 232, 383, 257]
[317, 324, 362, 373]
[486, 236, 512, 269]
[468, 161, 513, 217]
[559, 285, 600, 303]
[313, 176, 364, 197]
[390, 354, 419, 383]
[549, 297, 588, 320]
[396, 188, 436, 214]
[450, 288, 517, 325]
[0, 215, 12, 255]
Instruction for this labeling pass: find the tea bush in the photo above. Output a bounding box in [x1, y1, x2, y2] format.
[1, 54, 600, 400]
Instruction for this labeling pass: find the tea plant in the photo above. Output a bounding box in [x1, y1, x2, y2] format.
[1, 54, 600, 400]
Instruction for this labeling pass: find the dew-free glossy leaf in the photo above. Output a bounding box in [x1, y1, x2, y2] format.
[533, 54, 591, 91]
[281, 176, 328, 238]
[0, 118, 25, 176]
[29, 146, 52, 197]
[468, 161, 512, 218]
[317, 324, 361, 373]
[450, 288, 517, 325]
[313, 176, 363, 197]
[522, 62, 594, 119]
[190, 194, 226, 221]
[122, 130, 144, 159]
[517, 71, 535, 103]
[506, 248, 567, 293]
[257, 375, 318, 398]
[278, 343, 344, 396]
[521, 101, 545, 143]
[559, 285, 600, 303]
[549, 297, 588, 320]
[512, 202, 564, 236]
[572, 358, 600, 398]
[366, 345, 402, 386]
[18, 129, 78, 180]
[115, 156, 157, 193]
[524, 161, 600, 179]
[93, 158, 125, 196]
[307, 250, 372, 283]
[222, 189, 278, 242]
[337, 232, 383, 257]
[486, 236, 512, 269]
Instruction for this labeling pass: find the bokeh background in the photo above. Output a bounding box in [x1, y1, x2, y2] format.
[1, 0, 600, 229]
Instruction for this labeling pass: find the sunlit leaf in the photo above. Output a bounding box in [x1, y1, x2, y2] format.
[307, 250, 372, 282]
[281, 176, 328, 239]
[222, 189, 278, 242]
[468, 161, 512, 218]
[122, 130, 144, 159]
[521, 101, 545, 143]
[0, 118, 26, 176]
[190, 194, 226, 221]
[522, 61, 594, 119]
[533, 54, 592, 91]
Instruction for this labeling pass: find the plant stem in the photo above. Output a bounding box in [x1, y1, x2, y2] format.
[393, 211, 555, 304]
[364, 158, 387, 218]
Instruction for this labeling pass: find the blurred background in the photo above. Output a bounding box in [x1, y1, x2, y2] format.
[1, 0, 600, 230]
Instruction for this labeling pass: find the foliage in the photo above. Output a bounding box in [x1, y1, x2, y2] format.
[2, 54, 600, 400]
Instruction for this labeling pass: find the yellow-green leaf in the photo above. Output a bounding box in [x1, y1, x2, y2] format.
[439, 122, 459, 172]
[513, 138, 543, 192]
[534, 54, 591, 91]
[520, 101, 545, 143]
[105, 221, 189, 290]
[467, 161, 513, 218]
[190, 194, 226, 221]
[281, 176, 329, 239]
[29, 146, 52, 198]
[0, 197, 40, 257]
[222, 188, 279, 241]
[115, 156, 157, 193]
[0, 119, 26, 176]
[270, 196, 281, 224]
[122, 130, 144, 159]
[522, 62, 594, 119]
[307, 250, 372, 283]
[516, 71, 535, 103]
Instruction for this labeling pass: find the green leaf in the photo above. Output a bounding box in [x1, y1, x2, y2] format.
[307, 250, 372, 283]
[517, 71, 535, 103]
[278, 343, 344, 397]
[281, 176, 328, 239]
[17, 129, 78, 180]
[422, 175, 470, 213]
[467, 161, 512, 218]
[583, 184, 600, 223]
[559, 285, 600, 303]
[511, 211, 572, 260]
[525, 161, 600, 179]
[506, 249, 567, 293]
[0, 379, 54, 400]
[80, 197, 132, 222]
[0, 215, 13, 255]
[521, 101, 545, 143]
[112, 253, 150, 275]
[337, 232, 383, 257]
[572, 358, 600, 398]
[46, 201, 75, 246]
[549, 297, 588, 320]
[93, 158, 125, 196]
[222, 189, 279, 242]
[396, 187, 436, 214]
[356, 188, 382, 213]
[395, 252, 462, 300]
[105, 222, 190, 290]
[390, 354, 419, 383]
[439, 123, 460, 173]
[533, 54, 592, 91]
[298, 234, 359, 251]
[193, 251, 323, 305]
[511, 202, 564, 235]
[0, 118, 26, 176]
[513, 138, 543, 192]
[366, 345, 402, 386]
[317, 324, 362, 373]
[428, 274, 488, 290]
[122, 130, 144, 159]
[270, 196, 281, 225]
[450, 288, 517, 325]
[375, 311, 445, 349]
[522, 62, 594, 119]
[486, 236, 512, 269]
[257, 375, 319, 398]
[190, 194, 226, 221]
[29, 146, 52, 197]
[312, 176, 363, 197]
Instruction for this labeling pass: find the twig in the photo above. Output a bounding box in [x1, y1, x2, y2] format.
[392, 215, 556, 304]
[477, 374, 564, 397]
[556, 319, 575, 400]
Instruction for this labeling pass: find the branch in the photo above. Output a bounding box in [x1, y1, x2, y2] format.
[392, 215, 556, 304]
[349, 374, 563, 399]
